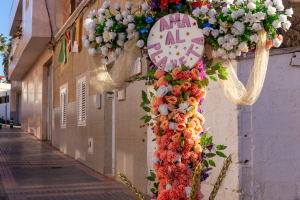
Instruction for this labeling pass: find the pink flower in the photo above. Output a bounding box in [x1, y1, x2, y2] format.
[165, 96, 178, 105]
[155, 68, 165, 79]
[172, 85, 181, 97]
[161, 120, 170, 131]
[157, 76, 168, 87]
[190, 68, 201, 80]
[150, 107, 158, 115]
[171, 67, 181, 80]
[181, 82, 191, 92]
[167, 150, 179, 163]
[151, 96, 164, 109]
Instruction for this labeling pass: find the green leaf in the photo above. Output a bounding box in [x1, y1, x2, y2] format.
[203, 160, 208, 168]
[162, 5, 169, 13]
[142, 90, 150, 104]
[143, 107, 151, 112]
[218, 74, 228, 80]
[216, 145, 227, 150]
[197, 19, 203, 29]
[197, 81, 203, 89]
[150, 188, 156, 193]
[149, 70, 157, 79]
[154, 182, 159, 188]
[150, 172, 156, 178]
[220, 71, 229, 76]
[140, 102, 145, 107]
[176, 80, 184, 84]
[146, 176, 155, 181]
[181, 140, 185, 148]
[164, 73, 173, 80]
[205, 153, 216, 158]
[212, 62, 223, 70]
[156, 130, 163, 136]
[182, 91, 188, 100]
[204, 77, 209, 86]
[206, 59, 213, 68]
[205, 70, 215, 75]
[216, 151, 227, 158]
[218, 67, 227, 73]
[150, 92, 154, 98]
[209, 76, 218, 82]
[181, 65, 189, 71]
[209, 160, 216, 167]
[145, 115, 151, 123]
[181, 4, 188, 12]
[140, 115, 148, 120]
[206, 136, 213, 146]
[202, 132, 208, 141]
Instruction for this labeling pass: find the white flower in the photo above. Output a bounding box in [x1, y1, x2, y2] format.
[211, 29, 219, 38]
[217, 48, 226, 56]
[282, 21, 291, 30]
[231, 21, 245, 35]
[122, 11, 129, 18]
[98, 8, 105, 15]
[102, 1, 110, 9]
[276, 4, 284, 11]
[224, 0, 234, 4]
[169, 122, 176, 130]
[106, 19, 114, 27]
[117, 40, 124, 46]
[248, 0, 256, 2]
[127, 33, 136, 40]
[113, 3, 121, 11]
[178, 101, 189, 113]
[219, 26, 228, 34]
[231, 11, 240, 19]
[279, 14, 287, 22]
[103, 27, 109, 32]
[88, 10, 96, 18]
[166, 184, 172, 191]
[238, 42, 248, 51]
[115, 48, 122, 55]
[224, 34, 233, 41]
[285, 8, 293, 17]
[229, 37, 239, 45]
[88, 28, 96, 35]
[164, 64, 174, 72]
[109, 32, 116, 40]
[250, 34, 259, 43]
[200, 5, 209, 14]
[203, 27, 211, 36]
[235, 50, 241, 56]
[218, 37, 226, 45]
[118, 33, 126, 40]
[125, 2, 133, 10]
[101, 57, 109, 65]
[273, 0, 282, 5]
[127, 15, 135, 22]
[238, 9, 245, 16]
[99, 15, 106, 23]
[158, 104, 169, 115]
[273, 38, 281, 47]
[123, 19, 129, 25]
[209, 18, 217, 24]
[252, 23, 262, 31]
[152, 157, 160, 164]
[229, 52, 236, 59]
[136, 40, 144, 48]
[95, 36, 102, 44]
[157, 86, 168, 98]
[192, 7, 201, 17]
[141, 2, 150, 11]
[82, 35, 88, 42]
[248, 2, 256, 10]
[84, 40, 91, 48]
[222, 53, 229, 59]
[255, 11, 266, 20]
[166, 85, 173, 93]
[115, 14, 122, 21]
[100, 45, 108, 53]
[128, 23, 135, 31]
[111, 52, 118, 60]
[223, 43, 233, 51]
[208, 9, 216, 18]
[244, 11, 257, 25]
[264, 0, 273, 7]
[89, 34, 95, 41]
[267, 6, 276, 15]
[83, 18, 92, 30]
[236, 0, 244, 6]
[212, 50, 218, 58]
[103, 31, 110, 42]
[222, 7, 229, 14]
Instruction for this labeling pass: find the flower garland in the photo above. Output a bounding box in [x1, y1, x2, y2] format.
[141, 62, 228, 200]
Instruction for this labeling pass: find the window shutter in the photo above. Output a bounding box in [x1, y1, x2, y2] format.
[60, 84, 67, 128]
[78, 77, 86, 126]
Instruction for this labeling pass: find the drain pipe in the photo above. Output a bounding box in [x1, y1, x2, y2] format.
[112, 89, 116, 176]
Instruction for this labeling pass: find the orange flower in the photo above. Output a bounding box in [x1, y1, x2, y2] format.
[154, 126, 160, 134]
[194, 144, 203, 153]
[190, 68, 200, 80]
[175, 123, 186, 132]
[151, 96, 164, 109]
[175, 114, 187, 124]
[184, 128, 195, 139]
[266, 40, 273, 50]
[172, 85, 182, 97]
[161, 120, 169, 131]
[171, 67, 181, 80]
[172, 109, 180, 119]
[185, 110, 194, 118]
[181, 82, 191, 92]
[168, 103, 175, 111]
[194, 113, 205, 125]
[188, 120, 196, 129]
[187, 96, 198, 107]
[195, 125, 203, 134]
[194, 89, 206, 98]
[150, 108, 158, 116]
[154, 68, 165, 79]
[172, 133, 181, 142]
[165, 96, 178, 105]
[158, 115, 168, 122]
[157, 76, 168, 87]
[153, 80, 158, 88]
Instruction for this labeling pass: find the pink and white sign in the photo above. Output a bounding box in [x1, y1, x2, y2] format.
[147, 13, 204, 70]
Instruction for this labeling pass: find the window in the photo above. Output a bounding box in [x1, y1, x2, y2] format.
[27, 81, 29, 107]
[60, 84, 68, 128]
[77, 77, 86, 126]
[34, 72, 38, 102]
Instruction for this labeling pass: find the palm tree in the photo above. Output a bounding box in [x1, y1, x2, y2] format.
[0, 34, 8, 54]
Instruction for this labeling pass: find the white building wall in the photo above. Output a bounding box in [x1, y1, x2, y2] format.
[0, 90, 11, 122]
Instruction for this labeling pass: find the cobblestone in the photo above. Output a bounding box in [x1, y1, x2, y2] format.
[0, 129, 139, 200]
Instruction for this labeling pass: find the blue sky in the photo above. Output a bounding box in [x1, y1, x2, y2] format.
[0, 1, 13, 77]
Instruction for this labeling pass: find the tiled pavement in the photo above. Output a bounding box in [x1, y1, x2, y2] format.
[0, 129, 140, 200]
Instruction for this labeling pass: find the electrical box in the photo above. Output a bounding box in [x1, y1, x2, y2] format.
[88, 138, 93, 154]
[117, 89, 126, 101]
[94, 92, 101, 109]
[107, 92, 114, 99]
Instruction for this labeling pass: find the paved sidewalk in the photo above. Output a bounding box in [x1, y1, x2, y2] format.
[0, 129, 139, 200]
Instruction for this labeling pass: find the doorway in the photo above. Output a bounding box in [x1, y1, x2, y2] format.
[47, 64, 53, 141]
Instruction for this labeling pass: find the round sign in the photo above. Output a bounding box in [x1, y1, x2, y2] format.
[147, 13, 205, 70]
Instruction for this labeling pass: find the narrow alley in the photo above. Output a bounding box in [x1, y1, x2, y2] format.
[0, 129, 138, 200]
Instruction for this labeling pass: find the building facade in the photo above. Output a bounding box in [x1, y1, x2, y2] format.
[8, 0, 300, 199]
